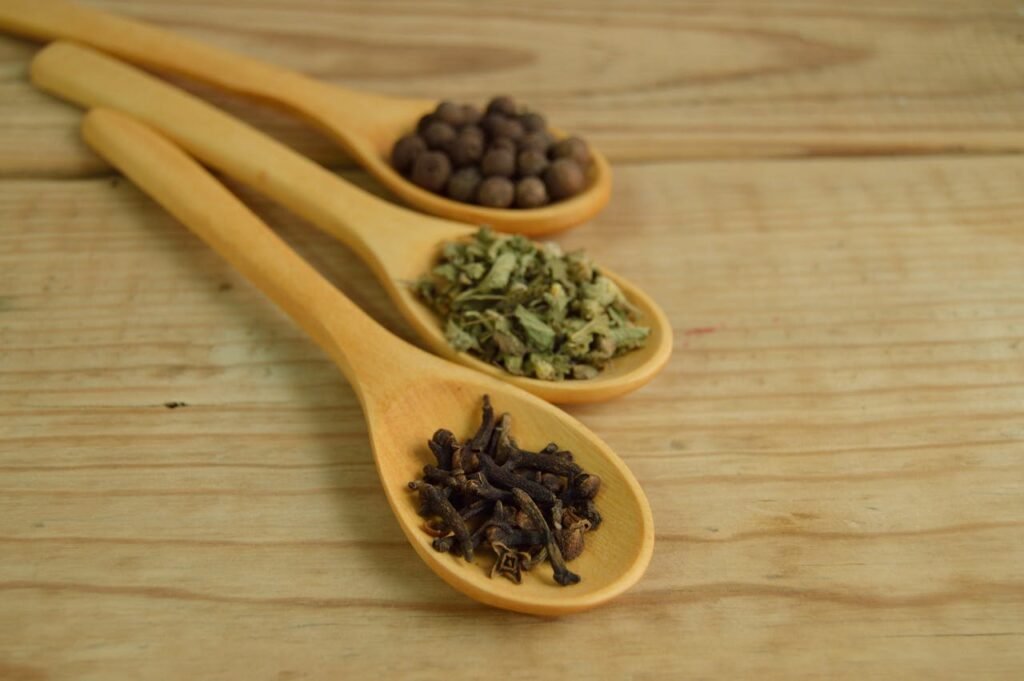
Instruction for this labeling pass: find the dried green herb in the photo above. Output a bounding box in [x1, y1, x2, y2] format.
[415, 228, 649, 381]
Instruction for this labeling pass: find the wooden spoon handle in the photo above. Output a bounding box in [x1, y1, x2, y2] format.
[30, 41, 446, 275]
[80, 107, 398, 390]
[0, 0, 381, 125]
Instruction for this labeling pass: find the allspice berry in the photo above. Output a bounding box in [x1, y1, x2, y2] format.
[416, 113, 435, 135]
[482, 114, 524, 141]
[518, 130, 552, 153]
[515, 177, 548, 208]
[434, 100, 465, 127]
[517, 149, 549, 177]
[390, 96, 594, 208]
[448, 126, 484, 167]
[486, 95, 517, 117]
[461, 104, 482, 126]
[477, 176, 515, 208]
[411, 151, 451, 192]
[551, 136, 591, 167]
[489, 137, 516, 153]
[520, 111, 546, 132]
[481, 147, 516, 178]
[494, 116, 525, 141]
[391, 133, 426, 173]
[446, 167, 482, 203]
[481, 113, 505, 138]
[422, 120, 457, 150]
[544, 158, 586, 200]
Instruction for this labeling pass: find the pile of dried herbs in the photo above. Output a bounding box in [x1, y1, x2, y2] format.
[409, 396, 601, 586]
[414, 228, 649, 381]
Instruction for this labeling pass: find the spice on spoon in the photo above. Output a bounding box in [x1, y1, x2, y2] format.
[414, 228, 650, 381]
[408, 395, 599, 586]
[392, 95, 594, 208]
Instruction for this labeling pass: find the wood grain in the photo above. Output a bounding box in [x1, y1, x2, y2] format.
[2, 0, 1024, 177]
[2, 0, 1024, 677]
[3, 151, 1024, 675]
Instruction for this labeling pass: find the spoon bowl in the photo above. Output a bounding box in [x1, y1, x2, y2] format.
[0, 0, 612, 235]
[81, 106, 654, 614]
[29, 41, 673, 405]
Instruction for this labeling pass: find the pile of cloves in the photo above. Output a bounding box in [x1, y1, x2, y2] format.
[408, 395, 601, 586]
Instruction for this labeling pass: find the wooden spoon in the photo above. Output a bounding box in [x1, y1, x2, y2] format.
[0, 0, 611, 236]
[80, 106, 653, 615]
[30, 41, 672, 405]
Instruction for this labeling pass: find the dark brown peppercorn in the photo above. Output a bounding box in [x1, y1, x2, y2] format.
[518, 130, 552, 153]
[487, 95, 518, 117]
[543, 158, 586, 200]
[434, 100, 465, 127]
[416, 113, 436, 135]
[392, 97, 595, 208]
[520, 111, 546, 132]
[446, 167, 482, 203]
[461, 104, 482, 126]
[515, 177, 548, 208]
[490, 116, 525, 141]
[411, 151, 452, 192]
[391, 133, 426, 173]
[477, 176, 515, 208]
[481, 147, 516, 178]
[447, 126, 484, 167]
[489, 137, 516, 154]
[422, 120, 457, 150]
[551, 136, 592, 167]
[517, 149, 549, 178]
[481, 113, 505, 138]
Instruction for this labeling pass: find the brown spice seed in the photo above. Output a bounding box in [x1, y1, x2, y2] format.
[422, 120, 457, 150]
[434, 100, 465, 127]
[516, 149, 549, 177]
[487, 95, 518, 117]
[446, 167, 482, 203]
[544, 158, 586, 200]
[518, 130, 552, 153]
[490, 116, 525, 141]
[489, 137, 516, 153]
[411, 151, 452, 192]
[520, 111, 546, 132]
[448, 126, 485, 167]
[461, 103, 483, 126]
[481, 147, 516, 178]
[477, 176, 515, 208]
[515, 176, 548, 209]
[574, 473, 602, 499]
[416, 113, 436, 135]
[391, 133, 426, 173]
[551, 136, 592, 167]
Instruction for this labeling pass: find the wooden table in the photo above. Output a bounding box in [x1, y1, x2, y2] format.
[2, 1, 1023, 678]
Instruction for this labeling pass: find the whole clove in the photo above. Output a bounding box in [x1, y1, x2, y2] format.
[407, 395, 601, 586]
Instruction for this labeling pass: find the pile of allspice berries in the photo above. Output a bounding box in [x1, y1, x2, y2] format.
[391, 95, 592, 209]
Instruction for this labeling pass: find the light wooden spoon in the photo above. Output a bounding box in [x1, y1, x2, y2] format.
[30, 41, 672, 405]
[81, 106, 653, 615]
[0, 0, 611, 236]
